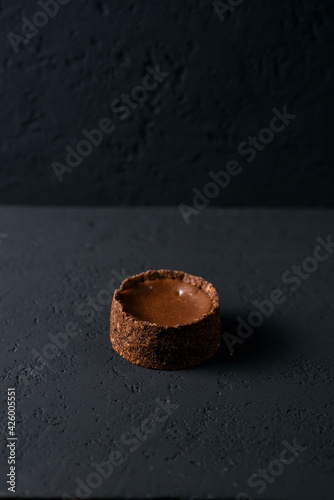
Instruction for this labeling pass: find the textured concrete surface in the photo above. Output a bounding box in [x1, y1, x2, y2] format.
[0, 206, 334, 499]
[0, 0, 334, 206]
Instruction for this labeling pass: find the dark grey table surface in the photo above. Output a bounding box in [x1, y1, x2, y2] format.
[1, 207, 334, 500]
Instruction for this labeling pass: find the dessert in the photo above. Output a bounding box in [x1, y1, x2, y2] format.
[110, 269, 221, 370]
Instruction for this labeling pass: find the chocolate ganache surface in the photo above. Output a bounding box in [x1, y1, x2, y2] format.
[119, 278, 212, 326]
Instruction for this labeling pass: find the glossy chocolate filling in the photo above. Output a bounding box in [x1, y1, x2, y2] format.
[119, 278, 212, 326]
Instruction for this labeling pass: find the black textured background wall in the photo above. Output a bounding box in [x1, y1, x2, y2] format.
[0, 0, 333, 206]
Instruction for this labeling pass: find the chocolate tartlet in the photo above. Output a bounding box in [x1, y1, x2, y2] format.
[110, 269, 221, 370]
